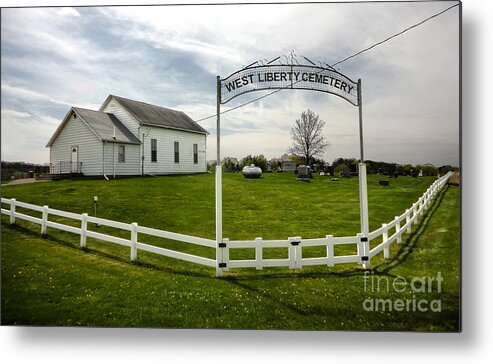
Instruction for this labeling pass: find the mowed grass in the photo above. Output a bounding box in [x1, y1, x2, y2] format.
[0, 173, 438, 239]
[0, 172, 460, 330]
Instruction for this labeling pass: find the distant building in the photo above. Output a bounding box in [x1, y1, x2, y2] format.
[46, 95, 208, 177]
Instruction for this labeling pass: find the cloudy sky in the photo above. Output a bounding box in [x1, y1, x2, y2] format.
[1, 1, 460, 166]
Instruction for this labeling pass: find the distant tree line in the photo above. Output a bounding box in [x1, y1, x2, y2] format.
[208, 155, 270, 173]
[208, 156, 458, 177]
[1, 161, 50, 181]
[331, 158, 458, 177]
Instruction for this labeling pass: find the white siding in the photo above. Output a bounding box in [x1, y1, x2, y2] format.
[101, 98, 141, 137]
[103, 142, 141, 176]
[142, 127, 207, 175]
[100, 96, 207, 175]
[50, 115, 103, 176]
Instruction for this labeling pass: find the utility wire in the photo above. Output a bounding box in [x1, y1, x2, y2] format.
[194, 2, 459, 123]
[332, 2, 459, 67]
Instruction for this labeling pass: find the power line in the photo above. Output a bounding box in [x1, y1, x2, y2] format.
[195, 2, 459, 123]
[331, 2, 459, 67]
[195, 89, 283, 122]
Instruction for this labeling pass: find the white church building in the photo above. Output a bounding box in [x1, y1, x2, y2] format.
[46, 95, 208, 178]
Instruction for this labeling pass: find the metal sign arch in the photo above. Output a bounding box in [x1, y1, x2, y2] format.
[214, 55, 369, 277]
[220, 64, 359, 106]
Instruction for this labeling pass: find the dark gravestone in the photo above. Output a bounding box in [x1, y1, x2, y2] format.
[341, 170, 351, 178]
[297, 165, 312, 182]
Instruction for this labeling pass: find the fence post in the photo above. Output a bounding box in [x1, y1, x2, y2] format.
[357, 233, 363, 258]
[296, 241, 302, 269]
[9, 198, 16, 224]
[357, 233, 370, 269]
[41, 205, 49, 235]
[215, 164, 223, 278]
[413, 204, 418, 225]
[288, 237, 301, 269]
[382, 224, 390, 259]
[216, 241, 224, 277]
[80, 213, 88, 248]
[255, 237, 263, 270]
[288, 244, 295, 269]
[326, 235, 334, 267]
[395, 216, 402, 243]
[406, 209, 412, 234]
[222, 238, 229, 271]
[130, 222, 138, 262]
[425, 189, 431, 209]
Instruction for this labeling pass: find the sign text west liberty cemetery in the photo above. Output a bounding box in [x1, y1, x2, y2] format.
[220, 65, 359, 105]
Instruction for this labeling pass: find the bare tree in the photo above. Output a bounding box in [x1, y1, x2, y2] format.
[289, 109, 329, 165]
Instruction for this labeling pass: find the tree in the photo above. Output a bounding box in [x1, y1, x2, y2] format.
[240, 154, 268, 172]
[289, 109, 329, 165]
[207, 161, 217, 172]
[334, 163, 350, 176]
[438, 165, 454, 175]
[417, 164, 438, 176]
[223, 157, 239, 173]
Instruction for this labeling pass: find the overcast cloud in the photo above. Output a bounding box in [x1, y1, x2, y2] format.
[1, 1, 460, 166]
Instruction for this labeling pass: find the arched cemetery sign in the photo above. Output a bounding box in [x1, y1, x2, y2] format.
[220, 64, 359, 106]
[214, 53, 369, 276]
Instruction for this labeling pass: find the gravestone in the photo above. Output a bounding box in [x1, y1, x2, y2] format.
[296, 165, 312, 182]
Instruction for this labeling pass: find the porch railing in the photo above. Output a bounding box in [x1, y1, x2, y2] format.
[50, 161, 82, 174]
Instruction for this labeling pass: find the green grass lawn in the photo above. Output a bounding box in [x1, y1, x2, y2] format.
[1, 173, 438, 239]
[0, 172, 460, 330]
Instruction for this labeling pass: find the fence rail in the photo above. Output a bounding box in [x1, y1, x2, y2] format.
[220, 172, 452, 272]
[0, 197, 216, 269]
[1, 172, 452, 276]
[50, 161, 82, 174]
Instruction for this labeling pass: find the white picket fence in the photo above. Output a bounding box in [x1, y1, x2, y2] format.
[1, 172, 452, 275]
[220, 172, 452, 272]
[0, 198, 217, 268]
